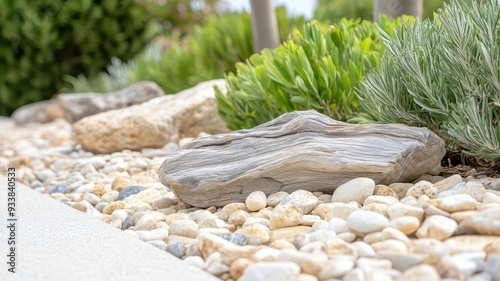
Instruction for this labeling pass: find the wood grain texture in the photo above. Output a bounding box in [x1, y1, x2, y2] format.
[159, 110, 446, 207]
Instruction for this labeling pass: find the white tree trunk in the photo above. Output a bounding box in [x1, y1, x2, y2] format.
[250, 0, 280, 52]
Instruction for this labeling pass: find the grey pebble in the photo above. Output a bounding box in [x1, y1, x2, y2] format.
[219, 233, 249, 246]
[118, 185, 146, 201]
[166, 241, 185, 259]
[122, 216, 134, 230]
[48, 182, 68, 194]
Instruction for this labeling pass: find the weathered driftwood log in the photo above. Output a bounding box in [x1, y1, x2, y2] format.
[57, 81, 164, 122]
[159, 110, 446, 208]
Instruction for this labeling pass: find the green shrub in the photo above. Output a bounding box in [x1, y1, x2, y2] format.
[215, 17, 407, 130]
[357, 0, 500, 162]
[314, 0, 447, 22]
[0, 0, 159, 116]
[63, 7, 303, 95]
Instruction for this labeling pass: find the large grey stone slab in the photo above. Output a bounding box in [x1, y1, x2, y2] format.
[0, 175, 219, 281]
[159, 110, 445, 208]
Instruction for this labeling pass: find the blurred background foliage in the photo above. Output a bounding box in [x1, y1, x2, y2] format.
[1, 0, 453, 116]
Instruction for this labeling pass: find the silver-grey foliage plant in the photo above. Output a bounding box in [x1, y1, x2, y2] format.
[358, 0, 500, 162]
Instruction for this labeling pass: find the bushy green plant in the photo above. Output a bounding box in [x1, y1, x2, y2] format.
[357, 0, 500, 161]
[314, 0, 447, 22]
[63, 7, 303, 95]
[0, 0, 159, 115]
[216, 17, 408, 130]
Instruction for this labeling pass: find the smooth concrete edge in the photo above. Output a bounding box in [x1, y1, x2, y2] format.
[0, 175, 220, 281]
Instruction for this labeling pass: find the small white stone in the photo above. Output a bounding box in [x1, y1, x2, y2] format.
[169, 220, 199, 238]
[439, 194, 476, 213]
[236, 224, 270, 245]
[347, 210, 389, 234]
[352, 241, 376, 257]
[135, 214, 158, 231]
[364, 195, 399, 206]
[332, 177, 376, 205]
[317, 258, 355, 280]
[269, 205, 303, 230]
[407, 181, 439, 199]
[382, 227, 412, 247]
[136, 228, 169, 241]
[371, 239, 408, 254]
[228, 210, 250, 227]
[277, 249, 327, 275]
[83, 192, 101, 206]
[327, 218, 350, 234]
[189, 210, 217, 229]
[246, 191, 267, 211]
[147, 240, 167, 250]
[311, 202, 359, 221]
[110, 209, 129, 222]
[387, 202, 424, 222]
[267, 191, 289, 207]
[278, 190, 319, 214]
[238, 261, 301, 281]
[184, 256, 205, 269]
[416, 215, 458, 240]
[388, 216, 420, 235]
[399, 264, 440, 281]
[357, 257, 392, 270]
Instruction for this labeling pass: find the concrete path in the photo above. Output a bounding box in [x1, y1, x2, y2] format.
[0, 175, 220, 281]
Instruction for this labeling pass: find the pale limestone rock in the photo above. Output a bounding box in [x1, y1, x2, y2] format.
[168, 220, 198, 238]
[389, 216, 420, 235]
[159, 110, 445, 207]
[347, 210, 389, 234]
[238, 261, 301, 281]
[198, 233, 257, 264]
[269, 205, 303, 230]
[266, 191, 289, 207]
[311, 202, 359, 221]
[458, 207, 500, 235]
[439, 194, 476, 213]
[416, 215, 458, 240]
[387, 202, 424, 222]
[246, 191, 267, 212]
[278, 190, 319, 214]
[406, 181, 439, 199]
[277, 249, 327, 275]
[73, 80, 229, 154]
[398, 264, 440, 281]
[235, 224, 270, 245]
[331, 177, 376, 205]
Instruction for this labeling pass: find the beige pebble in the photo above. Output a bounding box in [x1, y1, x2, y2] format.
[218, 202, 247, 221]
[387, 202, 424, 222]
[439, 194, 476, 213]
[102, 201, 125, 215]
[362, 203, 389, 217]
[269, 205, 303, 230]
[406, 181, 438, 199]
[373, 185, 399, 199]
[434, 174, 463, 192]
[135, 214, 158, 231]
[269, 226, 312, 244]
[364, 195, 399, 206]
[246, 191, 267, 212]
[169, 219, 199, 238]
[372, 239, 408, 254]
[389, 183, 414, 200]
[236, 224, 270, 245]
[229, 210, 251, 227]
[458, 207, 500, 235]
[269, 239, 296, 250]
[382, 227, 411, 247]
[230, 258, 254, 280]
[398, 264, 440, 281]
[311, 202, 360, 221]
[389, 216, 420, 235]
[416, 215, 458, 240]
[450, 210, 478, 223]
[111, 177, 130, 192]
